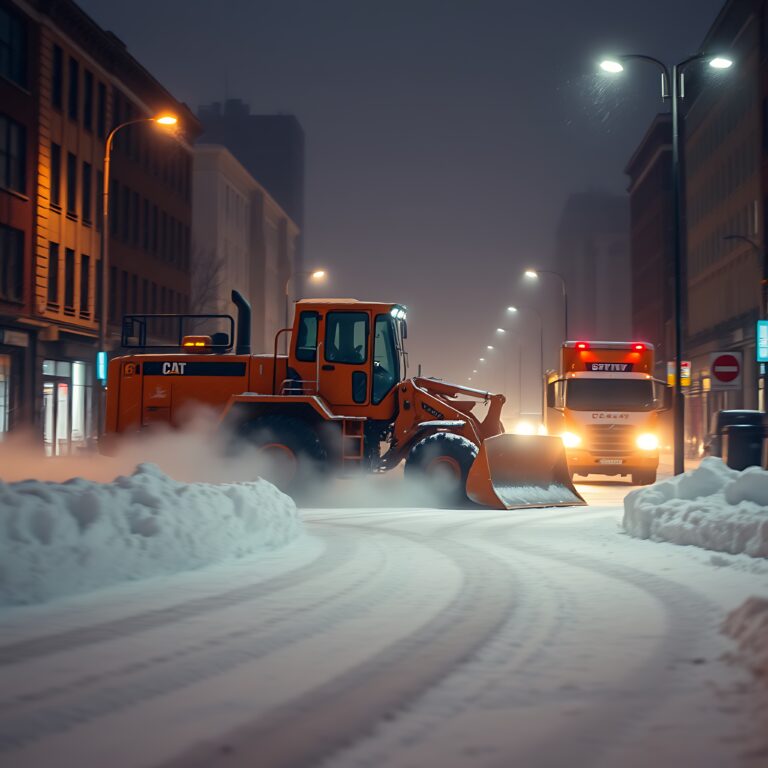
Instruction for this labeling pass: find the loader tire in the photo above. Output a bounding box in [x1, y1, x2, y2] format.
[405, 433, 478, 506]
[238, 414, 325, 494]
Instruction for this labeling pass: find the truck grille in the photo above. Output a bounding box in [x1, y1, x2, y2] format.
[584, 425, 635, 456]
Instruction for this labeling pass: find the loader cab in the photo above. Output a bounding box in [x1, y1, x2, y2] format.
[288, 299, 407, 416]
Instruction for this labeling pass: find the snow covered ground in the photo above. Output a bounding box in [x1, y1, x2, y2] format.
[0, 464, 299, 606]
[623, 457, 768, 557]
[0, 477, 766, 767]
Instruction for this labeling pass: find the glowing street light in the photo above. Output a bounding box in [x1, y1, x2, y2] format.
[486, 345, 494, 350]
[479, 357, 486, 363]
[524, 267, 568, 338]
[472, 369, 478, 373]
[154, 114, 178, 126]
[507, 306, 518, 313]
[598, 50, 734, 476]
[496, 327, 506, 334]
[599, 59, 624, 73]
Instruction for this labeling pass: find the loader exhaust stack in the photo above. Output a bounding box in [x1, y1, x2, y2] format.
[466, 434, 586, 509]
[231, 290, 251, 355]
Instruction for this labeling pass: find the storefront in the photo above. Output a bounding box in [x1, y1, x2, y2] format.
[41, 359, 94, 456]
[0, 326, 34, 441]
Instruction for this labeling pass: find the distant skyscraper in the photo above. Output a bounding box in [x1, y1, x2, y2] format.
[553, 190, 631, 340]
[197, 100, 305, 230]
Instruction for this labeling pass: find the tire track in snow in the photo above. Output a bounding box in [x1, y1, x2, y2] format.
[0, 527, 437, 754]
[160, 519, 523, 768]
[0, 534, 351, 668]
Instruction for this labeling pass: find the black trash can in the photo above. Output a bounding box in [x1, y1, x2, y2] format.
[722, 423, 764, 471]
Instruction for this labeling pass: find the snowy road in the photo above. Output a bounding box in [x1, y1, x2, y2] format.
[1, 478, 767, 767]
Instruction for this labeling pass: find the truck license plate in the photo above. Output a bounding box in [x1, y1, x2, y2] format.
[598, 459, 623, 465]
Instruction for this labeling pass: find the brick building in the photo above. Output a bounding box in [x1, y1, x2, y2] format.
[625, 114, 673, 382]
[0, 0, 199, 452]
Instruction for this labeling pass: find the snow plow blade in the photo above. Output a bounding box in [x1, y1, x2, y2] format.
[466, 434, 586, 509]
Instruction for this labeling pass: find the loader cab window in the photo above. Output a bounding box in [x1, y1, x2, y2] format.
[295, 311, 319, 362]
[325, 312, 369, 364]
[372, 315, 399, 403]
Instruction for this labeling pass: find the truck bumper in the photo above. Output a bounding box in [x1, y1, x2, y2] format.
[567, 450, 658, 476]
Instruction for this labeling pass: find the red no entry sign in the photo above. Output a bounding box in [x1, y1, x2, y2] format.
[711, 354, 740, 382]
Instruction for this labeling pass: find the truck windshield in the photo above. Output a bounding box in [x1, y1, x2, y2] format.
[566, 379, 655, 411]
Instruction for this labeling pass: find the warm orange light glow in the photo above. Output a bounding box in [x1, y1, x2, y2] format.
[310, 270, 326, 280]
[154, 114, 178, 126]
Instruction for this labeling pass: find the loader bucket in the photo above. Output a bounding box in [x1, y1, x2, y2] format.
[466, 434, 586, 509]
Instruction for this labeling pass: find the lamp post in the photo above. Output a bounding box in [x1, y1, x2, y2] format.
[507, 305, 545, 419]
[524, 268, 568, 340]
[599, 53, 733, 476]
[97, 113, 178, 438]
[284, 269, 327, 347]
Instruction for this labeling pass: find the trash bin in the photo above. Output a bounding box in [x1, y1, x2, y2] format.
[722, 423, 764, 471]
[707, 410, 765, 459]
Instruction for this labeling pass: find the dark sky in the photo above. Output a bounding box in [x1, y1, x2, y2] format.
[81, 0, 724, 411]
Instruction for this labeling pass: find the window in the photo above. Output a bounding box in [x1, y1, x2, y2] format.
[110, 179, 119, 235]
[64, 248, 75, 311]
[50, 142, 61, 207]
[83, 70, 93, 131]
[108, 265, 117, 322]
[151, 204, 158, 254]
[81, 161, 92, 223]
[66, 152, 76, 216]
[121, 185, 130, 241]
[51, 44, 63, 108]
[80, 254, 90, 316]
[295, 311, 319, 362]
[97, 82, 106, 138]
[0, 114, 26, 193]
[372, 315, 400, 404]
[47, 242, 59, 306]
[566, 379, 655, 412]
[142, 198, 149, 250]
[325, 312, 369, 364]
[67, 57, 78, 121]
[132, 190, 139, 246]
[96, 260, 103, 320]
[142, 278, 148, 312]
[121, 270, 128, 315]
[0, 224, 23, 303]
[96, 170, 103, 230]
[0, 5, 27, 88]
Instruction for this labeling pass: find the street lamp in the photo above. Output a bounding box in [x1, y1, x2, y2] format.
[508, 305, 545, 418]
[600, 52, 733, 475]
[97, 112, 179, 436]
[523, 268, 568, 339]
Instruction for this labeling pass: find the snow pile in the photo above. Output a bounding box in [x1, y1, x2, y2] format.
[623, 457, 768, 557]
[0, 463, 300, 606]
[722, 597, 768, 684]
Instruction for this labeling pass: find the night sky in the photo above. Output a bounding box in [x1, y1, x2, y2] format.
[80, 0, 724, 411]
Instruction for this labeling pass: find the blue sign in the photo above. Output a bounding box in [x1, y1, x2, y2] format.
[96, 351, 108, 382]
[758, 321, 768, 362]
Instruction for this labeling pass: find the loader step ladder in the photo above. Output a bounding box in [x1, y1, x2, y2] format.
[342, 419, 365, 472]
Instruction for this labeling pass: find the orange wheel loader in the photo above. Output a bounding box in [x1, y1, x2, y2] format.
[102, 291, 585, 509]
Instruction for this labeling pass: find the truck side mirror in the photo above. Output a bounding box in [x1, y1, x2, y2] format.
[547, 381, 556, 409]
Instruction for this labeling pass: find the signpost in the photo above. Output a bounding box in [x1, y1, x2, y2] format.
[709, 351, 742, 391]
[758, 320, 768, 362]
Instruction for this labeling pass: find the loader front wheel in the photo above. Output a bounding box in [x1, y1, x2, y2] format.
[405, 433, 478, 506]
[238, 414, 325, 493]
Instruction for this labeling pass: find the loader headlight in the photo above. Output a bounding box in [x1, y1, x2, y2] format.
[561, 432, 581, 448]
[636, 433, 659, 451]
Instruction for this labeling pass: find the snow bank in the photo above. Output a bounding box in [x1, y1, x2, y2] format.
[722, 597, 768, 684]
[0, 463, 300, 606]
[623, 457, 768, 557]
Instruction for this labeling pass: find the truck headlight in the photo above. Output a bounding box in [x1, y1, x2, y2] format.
[561, 432, 581, 448]
[636, 433, 659, 451]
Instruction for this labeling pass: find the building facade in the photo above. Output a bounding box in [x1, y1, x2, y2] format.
[625, 114, 674, 382]
[683, 0, 763, 450]
[1, 0, 199, 452]
[192, 145, 299, 352]
[552, 190, 632, 341]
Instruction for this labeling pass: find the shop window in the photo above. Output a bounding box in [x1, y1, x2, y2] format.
[64, 248, 74, 311]
[0, 114, 26, 194]
[97, 82, 106, 138]
[0, 223, 23, 303]
[0, 354, 10, 439]
[42, 359, 92, 456]
[0, 6, 27, 88]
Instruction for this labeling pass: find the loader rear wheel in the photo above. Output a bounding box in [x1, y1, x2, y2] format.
[238, 414, 325, 493]
[405, 433, 478, 506]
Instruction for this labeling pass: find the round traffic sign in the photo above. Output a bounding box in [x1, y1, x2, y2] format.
[711, 354, 740, 382]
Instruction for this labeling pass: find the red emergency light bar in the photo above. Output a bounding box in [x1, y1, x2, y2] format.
[575, 342, 589, 350]
[632, 343, 645, 351]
